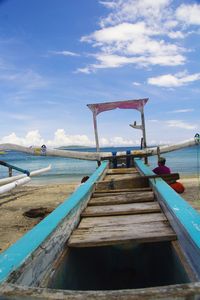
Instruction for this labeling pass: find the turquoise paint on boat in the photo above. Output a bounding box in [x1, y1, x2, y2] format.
[0, 161, 108, 284]
[135, 159, 200, 249]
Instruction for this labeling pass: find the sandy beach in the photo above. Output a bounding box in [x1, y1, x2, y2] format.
[0, 177, 199, 253]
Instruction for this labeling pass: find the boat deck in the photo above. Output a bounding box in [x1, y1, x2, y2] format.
[68, 168, 176, 247]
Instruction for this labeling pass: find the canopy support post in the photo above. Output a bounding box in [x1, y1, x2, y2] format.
[92, 113, 100, 152]
[141, 107, 148, 164]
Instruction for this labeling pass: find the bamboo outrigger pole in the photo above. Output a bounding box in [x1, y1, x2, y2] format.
[0, 139, 198, 161]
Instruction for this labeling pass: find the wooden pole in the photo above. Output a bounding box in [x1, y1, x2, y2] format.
[141, 107, 148, 164]
[8, 167, 12, 177]
[93, 112, 100, 152]
[141, 107, 147, 149]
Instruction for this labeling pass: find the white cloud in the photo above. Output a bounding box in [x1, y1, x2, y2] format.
[75, 67, 91, 74]
[79, 0, 190, 72]
[0, 130, 44, 146]
[169, 109, 194, 113]
[148, 72, 200, 87]
[0, 129, 142, 147]
[166, 120, 197, 130]
[98, 0, 172, 27]
[49, 50, 80, 57]
[176, 4, 200, 25]
[46, 129, 94, 147]
[132, 81, 141, 86]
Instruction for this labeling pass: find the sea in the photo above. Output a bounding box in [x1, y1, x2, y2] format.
[0, 145, 199, 185]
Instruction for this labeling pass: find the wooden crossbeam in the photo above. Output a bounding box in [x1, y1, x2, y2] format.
[96, 177, 149, 191]
[89, 191, 154, 206]
[103, 173, 140, 181]
[79, 213, 167, 229]
[93, 187, 152, 197]
[81, 202, 160, 217]
[106, 168, 138, 174]
[68, 220, 176, 247]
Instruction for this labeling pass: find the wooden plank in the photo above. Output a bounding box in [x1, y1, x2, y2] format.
[106, 168, 138, 174]
[81, 202, 161, 217]
[93, 187, 152, 197]
[79, 212, 167, 229]
[96, 177, 149, 191]
[68, 221, 176, 247]
[89, 191, 154, 206]
[144, 173, 180, 184]
[103, 173, 140, 181]
[172, 241, 197, 282]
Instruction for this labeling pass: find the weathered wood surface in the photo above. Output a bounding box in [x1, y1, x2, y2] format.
[2, 281, 200, 300]
[79, 212, 167, 229]
[93, 187, 152, 197]
[144, 173, 180, 184]
[96, 177, 149, 191]
[172, 241, 197, 282]
[106, 168, 138, 174]
[103, 174, 140, 181]
[68, 220, 176, 247]
[89, 191, 154, 206]
[81, 202, 161, 217]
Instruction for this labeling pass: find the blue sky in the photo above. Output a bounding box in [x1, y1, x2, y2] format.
[0, 0, 199, 147]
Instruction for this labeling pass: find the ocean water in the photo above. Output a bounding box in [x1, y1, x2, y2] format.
[0, 145, 199, 185]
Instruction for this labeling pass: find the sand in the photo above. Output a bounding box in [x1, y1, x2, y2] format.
[0, 178, 199, 253]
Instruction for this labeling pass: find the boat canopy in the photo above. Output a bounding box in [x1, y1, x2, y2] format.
[87, 98, 148, 153]
[87, 98, 148, 116]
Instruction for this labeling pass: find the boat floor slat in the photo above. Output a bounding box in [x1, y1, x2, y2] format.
[79, 212, 167, 229]
[89, 191, 154, 206]
[68, 220, 176, 247]
[93, 187, 152, 196]
[106, 168, 138, 174]
[103, 174, 140, 181]
[96, 177, 149, 190]
[81, 202, 160, 217]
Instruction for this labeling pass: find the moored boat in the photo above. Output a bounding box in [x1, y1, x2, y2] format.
[0, 99, 200, 299]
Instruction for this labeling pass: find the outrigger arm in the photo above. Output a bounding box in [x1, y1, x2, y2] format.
[0, 138, 197, 161]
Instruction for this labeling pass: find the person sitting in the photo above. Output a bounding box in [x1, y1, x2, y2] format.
[153, 157, 171, 175]
[153, 157, 185, 194]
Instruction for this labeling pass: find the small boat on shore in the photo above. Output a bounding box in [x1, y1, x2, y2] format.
[0, 99, 200, 299]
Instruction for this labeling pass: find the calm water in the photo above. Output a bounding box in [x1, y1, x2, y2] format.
[0, 145, 199, 184]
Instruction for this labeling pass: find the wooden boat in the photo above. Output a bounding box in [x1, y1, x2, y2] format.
[0, 157, 200, 299]
[0, 99, 200, 299]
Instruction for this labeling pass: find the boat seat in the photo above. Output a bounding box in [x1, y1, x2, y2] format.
[144, 173, 180, 184]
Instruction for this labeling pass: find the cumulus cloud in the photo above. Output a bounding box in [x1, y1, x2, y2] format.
[147, 72, 200, 87]
[0, 129, 142, 147]
[78, 0, 196, 72]
[176, 3, 200, 25]
[166, 120, 197, 130]
[46, 129, 94, 147]
[0, 130, 45, 146]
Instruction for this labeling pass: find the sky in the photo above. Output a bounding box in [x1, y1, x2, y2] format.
[0, 0, 199, 148]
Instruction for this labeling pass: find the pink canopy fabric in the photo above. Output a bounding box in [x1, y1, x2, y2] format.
[87, 98, 148, 116]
